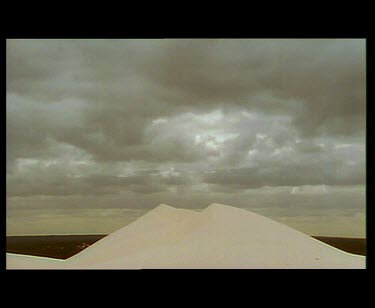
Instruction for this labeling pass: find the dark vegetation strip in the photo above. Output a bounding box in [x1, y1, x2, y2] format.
[6, 235, 107, 259]
[312, 236, 366, 256]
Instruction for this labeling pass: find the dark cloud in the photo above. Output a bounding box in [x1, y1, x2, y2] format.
[7, 173, 157, 196]
[6, 164, 197, 197]
[6, 39, 365, 201]
[136, 39, 365, 137]
[203, 158, 365, 190]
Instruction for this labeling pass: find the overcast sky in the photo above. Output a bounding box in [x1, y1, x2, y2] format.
[6, 39, 366, 236]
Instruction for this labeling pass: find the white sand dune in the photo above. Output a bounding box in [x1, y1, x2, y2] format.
[6, 203, 366, 269]
[6, 253, 66, 269]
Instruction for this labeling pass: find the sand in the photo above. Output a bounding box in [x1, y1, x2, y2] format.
[6, 203, 366, 269]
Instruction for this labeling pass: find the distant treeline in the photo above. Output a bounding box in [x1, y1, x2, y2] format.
[312, 236, 366, 256]
[6, 234, 107, 259]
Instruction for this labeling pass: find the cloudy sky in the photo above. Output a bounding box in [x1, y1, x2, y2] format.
[6, 39, 366, 236]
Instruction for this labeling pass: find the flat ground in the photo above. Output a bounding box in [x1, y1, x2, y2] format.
[6, 235, 366, 260]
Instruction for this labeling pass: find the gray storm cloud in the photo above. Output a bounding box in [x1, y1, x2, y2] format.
[6, 39, 365, 201]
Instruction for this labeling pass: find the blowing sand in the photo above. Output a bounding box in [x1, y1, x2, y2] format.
[6, 203, 366, 269]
